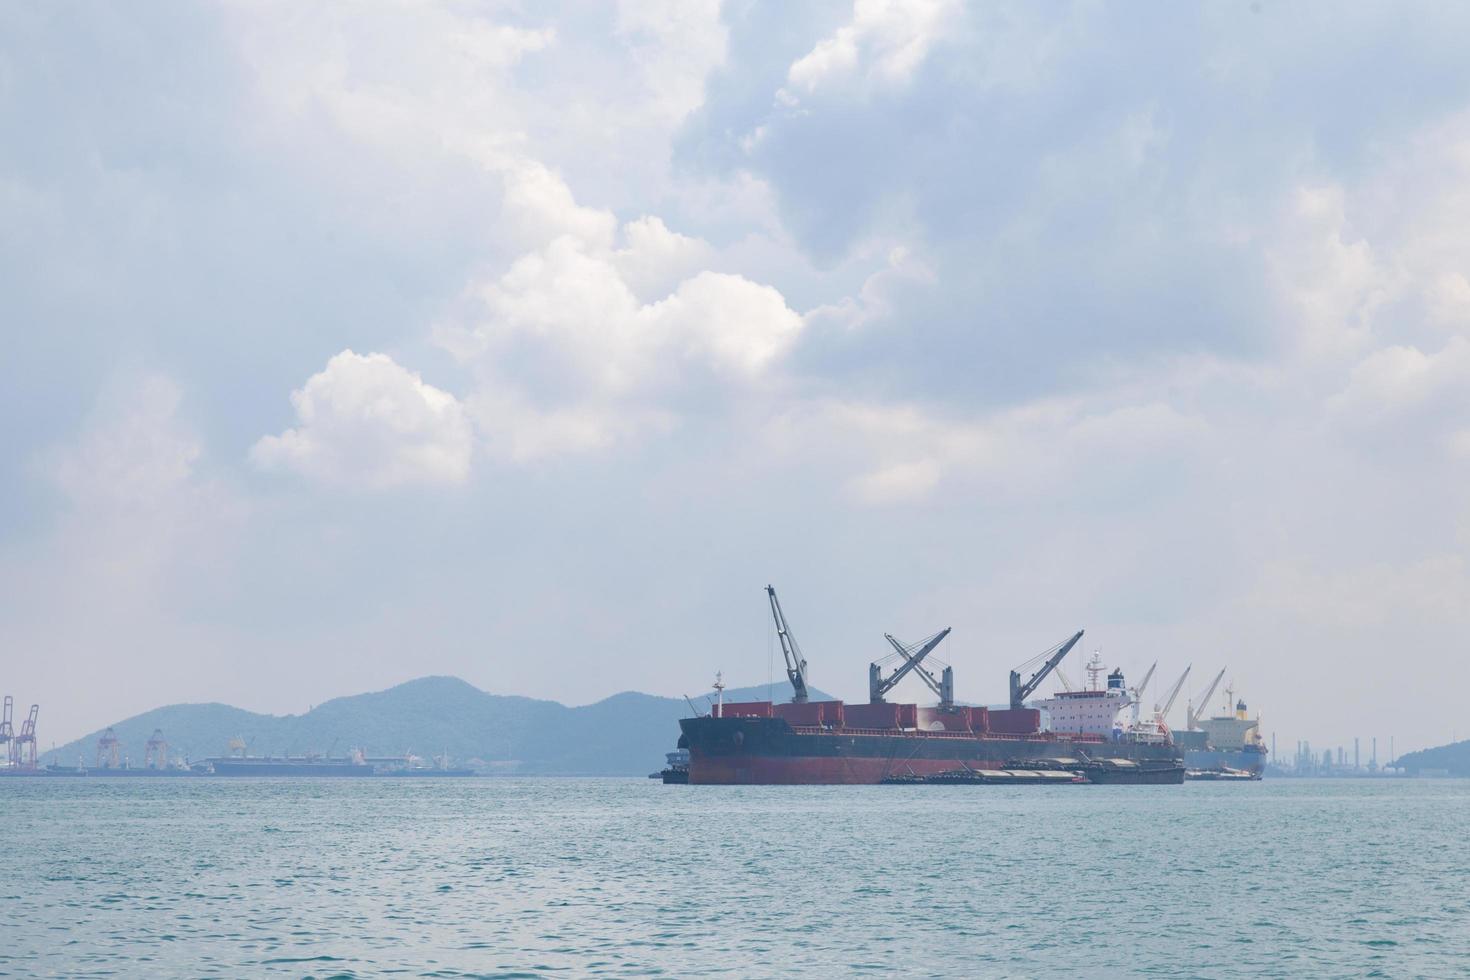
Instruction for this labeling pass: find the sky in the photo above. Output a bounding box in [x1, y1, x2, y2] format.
[4, 0, 1470, 757]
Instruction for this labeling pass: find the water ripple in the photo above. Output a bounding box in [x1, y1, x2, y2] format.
[3, 777, 1469, 976]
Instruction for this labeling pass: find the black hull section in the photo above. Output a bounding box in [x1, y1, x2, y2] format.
[680, 716, 1183, 785]
[1081, 762, 1186, 785]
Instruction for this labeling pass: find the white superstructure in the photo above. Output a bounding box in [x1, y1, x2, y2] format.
[1196, 688, 1263, 750]
[1033, 653, 1131, 736]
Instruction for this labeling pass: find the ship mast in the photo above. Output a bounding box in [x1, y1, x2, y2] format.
[1085, 652, 1104, 691]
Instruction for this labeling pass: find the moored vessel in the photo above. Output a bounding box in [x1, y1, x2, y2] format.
[679, 587, 1185, 786]
[1175, 672, 1267, 778]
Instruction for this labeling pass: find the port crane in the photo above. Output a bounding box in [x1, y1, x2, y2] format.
[870, 628, 953, 707]
[144, 729, 169, 769]
[765, 584, 810, 703]
[97, 727, 122, 769]
[13, 704, 37, 769]
[1156, 665, 1191, 725]
[1187, 667, 1227, 730]
[1009, 630, 1085, 709]
[0, 696, 13, 768]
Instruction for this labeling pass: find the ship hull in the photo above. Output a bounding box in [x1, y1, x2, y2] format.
[680, 716, 1183, 785]
[1182, 746, 1266, 777]
[206, 761, 376, 777]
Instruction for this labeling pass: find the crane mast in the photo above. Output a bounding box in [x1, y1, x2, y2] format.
[765, 584, 810, 703]
[1009, 630, 1085, 709]
[1187, 667, 1227, 730]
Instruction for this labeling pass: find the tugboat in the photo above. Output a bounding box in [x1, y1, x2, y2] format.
[651, 747, 690, 784]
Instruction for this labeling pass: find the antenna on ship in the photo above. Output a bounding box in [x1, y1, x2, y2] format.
[1085, 651, 1105, 691]
[713, 672, 725, 718]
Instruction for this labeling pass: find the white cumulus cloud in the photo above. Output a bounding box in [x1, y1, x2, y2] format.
[783, 0, 959, 99]
[252, 350, 473, 488]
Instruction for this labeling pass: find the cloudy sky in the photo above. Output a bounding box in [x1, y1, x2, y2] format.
[4, 0, 1470, 755]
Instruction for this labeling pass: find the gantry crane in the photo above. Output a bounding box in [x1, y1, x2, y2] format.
[97, 727, 121, 769]
[870, 628, 952, 707]
[13, 704, 38, 770]
[0, 696, 13, 768]
[1009, 630, 1085, 709]
[144, 729, 169, 769]
[765, 585, 810, 703]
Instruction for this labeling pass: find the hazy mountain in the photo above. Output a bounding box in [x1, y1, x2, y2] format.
[1393, 739, 1470, 776]
[42, 677, 831, 775]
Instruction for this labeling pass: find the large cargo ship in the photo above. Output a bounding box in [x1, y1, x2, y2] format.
[678, 588, 1184, 785]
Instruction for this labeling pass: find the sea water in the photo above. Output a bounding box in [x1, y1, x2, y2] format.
[3, 777, 1467, 977]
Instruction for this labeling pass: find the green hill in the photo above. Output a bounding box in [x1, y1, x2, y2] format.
[1393, 739, 1470, 776]
[42, 677, 830, 776]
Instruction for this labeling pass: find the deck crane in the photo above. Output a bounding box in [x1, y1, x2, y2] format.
[1156, 665, 1191, 725]
[1009, 630, 1085, 709]
[1187, 667, 1227, 730]
[1131, 662, 1157, 704]
[0, 696, 13, 768]
[1127, 661, 1157, 728]
[870, 628, 953, 707]
[765, 585, 810, 703]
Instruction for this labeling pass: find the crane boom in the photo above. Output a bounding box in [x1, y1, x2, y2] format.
[871, 628, 951, 702]
[1009, 630, 1085, 709]
[1158, 665, 1191, 720]
[1188, 667, 1227, 730]
[766, 584, 810, 703]
[1134, 662, 1157, 702]
[883, 635, 945, 699]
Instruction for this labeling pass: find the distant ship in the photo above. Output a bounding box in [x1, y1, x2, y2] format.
[200, 747, 474, 777]
[1173, 673, 1267, 778]
[677, 588, 1185, 785]
[201, 754, 376, 777]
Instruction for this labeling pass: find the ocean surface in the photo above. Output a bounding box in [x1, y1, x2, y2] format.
[3, 777, 1467, 978]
